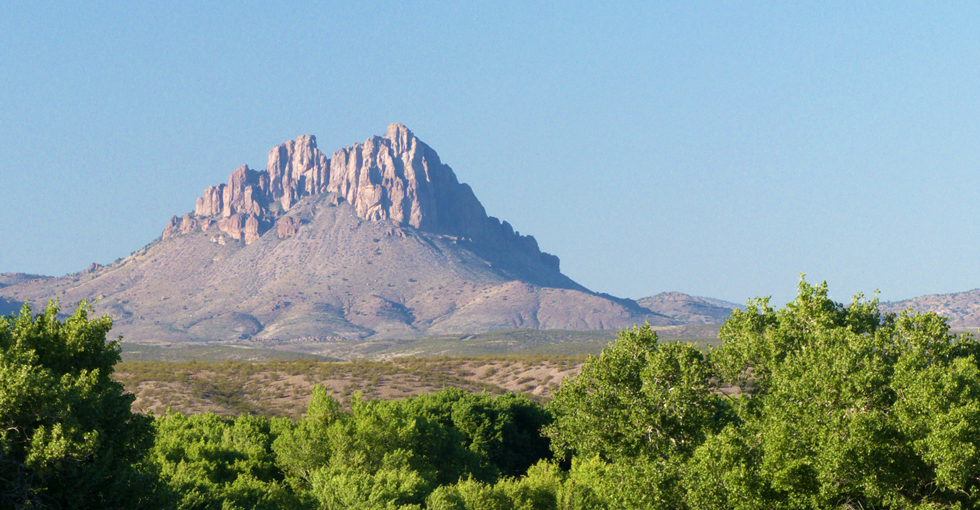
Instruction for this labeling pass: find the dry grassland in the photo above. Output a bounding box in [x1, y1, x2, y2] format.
[114, 356, 586, 418]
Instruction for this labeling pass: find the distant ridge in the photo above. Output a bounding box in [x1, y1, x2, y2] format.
[1, 273, 51, 315]
[0, 273, 51, 288]
[693, 296, 742, 310]
[881, 289, 980, 328]
[637, 292, 738, 325]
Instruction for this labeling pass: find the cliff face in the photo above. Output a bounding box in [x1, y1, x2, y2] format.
[163, 124, 559, 271]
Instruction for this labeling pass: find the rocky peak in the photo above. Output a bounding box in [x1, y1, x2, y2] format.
[164, 124, 560, 271]
[268, 134, 329, 211]
[386, 123, 415, 153]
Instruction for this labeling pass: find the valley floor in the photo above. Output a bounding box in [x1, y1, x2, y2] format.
[114, 356, 586, 418]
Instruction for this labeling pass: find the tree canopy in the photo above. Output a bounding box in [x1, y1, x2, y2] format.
[5, 280, 980, 509]
[0, 301, 155, 509]
[542, 279, 980, 509]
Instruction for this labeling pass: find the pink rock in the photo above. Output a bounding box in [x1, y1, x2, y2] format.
[168, 124, 560, 271]
[277, 216, 298, 239]
[244, 215, 261, 244]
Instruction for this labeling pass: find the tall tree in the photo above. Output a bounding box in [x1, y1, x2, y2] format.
[544, 324, 730, 463]
[0, 302, 155, 509]
[688, 279, 980, 509]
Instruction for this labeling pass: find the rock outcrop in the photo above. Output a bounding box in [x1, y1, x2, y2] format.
[276, 216, 298, 239]
[165, 124, 560, 270]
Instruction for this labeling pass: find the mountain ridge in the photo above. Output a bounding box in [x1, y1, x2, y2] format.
[10, 123, 973, 351]
[164, 123, 559, 271]
[879, 289, 980, 328]
[636, 292, 739, 325]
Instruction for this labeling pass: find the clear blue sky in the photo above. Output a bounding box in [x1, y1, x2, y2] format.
[2, 1, 978, 307]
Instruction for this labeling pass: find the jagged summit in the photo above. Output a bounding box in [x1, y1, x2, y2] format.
[164, 124, 559, 270]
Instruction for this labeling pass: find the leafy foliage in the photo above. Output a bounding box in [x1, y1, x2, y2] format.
[269, 387, 553, 507]
[8, 281, 980, 509]
[540, 279, 980, 509]
[0, 301, 155, 509]
[149, 412, 302, 510]
[544, 324, 731, 463]
[694, 279, 980, 509]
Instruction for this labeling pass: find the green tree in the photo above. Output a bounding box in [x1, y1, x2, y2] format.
[0, 301, 156, 509]
[273, 389, 482, 507]
[148, 412, 303, 510]
[542, 279, 980, 509]
[307, 450, 426, 510]
[714, 279, 885, 396]
[271, 387, 556, 507]
[395, 389, 554, 480]
[689, 278, 980, 509]
[542, 324, 731, 510]
[426, 461, 565, 510]
[544, 324, 730, 463]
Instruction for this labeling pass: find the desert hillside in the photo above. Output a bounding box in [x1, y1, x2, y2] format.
[881, 289, 980, 329]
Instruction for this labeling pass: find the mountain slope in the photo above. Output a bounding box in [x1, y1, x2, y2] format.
[880, 289, 980, 328]
[637, 292, 739, 325]
[1, 125, 675, 346]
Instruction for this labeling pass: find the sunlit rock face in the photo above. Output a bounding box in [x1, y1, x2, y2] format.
[167, 123, 558, 271]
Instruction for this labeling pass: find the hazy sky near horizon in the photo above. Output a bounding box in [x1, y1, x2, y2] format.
[2, 2, 978, 307]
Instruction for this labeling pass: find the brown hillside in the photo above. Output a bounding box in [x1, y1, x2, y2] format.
[114, 357, 585, 418]
[881, 289, 980, 328]
[637, 291, 738, 324]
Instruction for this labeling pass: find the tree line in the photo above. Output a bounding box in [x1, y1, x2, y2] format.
[2, 279, 979, 509]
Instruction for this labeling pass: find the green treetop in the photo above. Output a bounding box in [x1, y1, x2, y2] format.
[0, 301, 155, 509]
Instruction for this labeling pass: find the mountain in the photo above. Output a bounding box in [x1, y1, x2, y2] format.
[0, 124, 678, 349]
[880, 289, 980, 328]
[0, 273, 51, 287]
[637, 292, 739, 324]
[163, 124, 560, 271]
[0, 273, 51, 315]
[635, 288, 980, 329]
